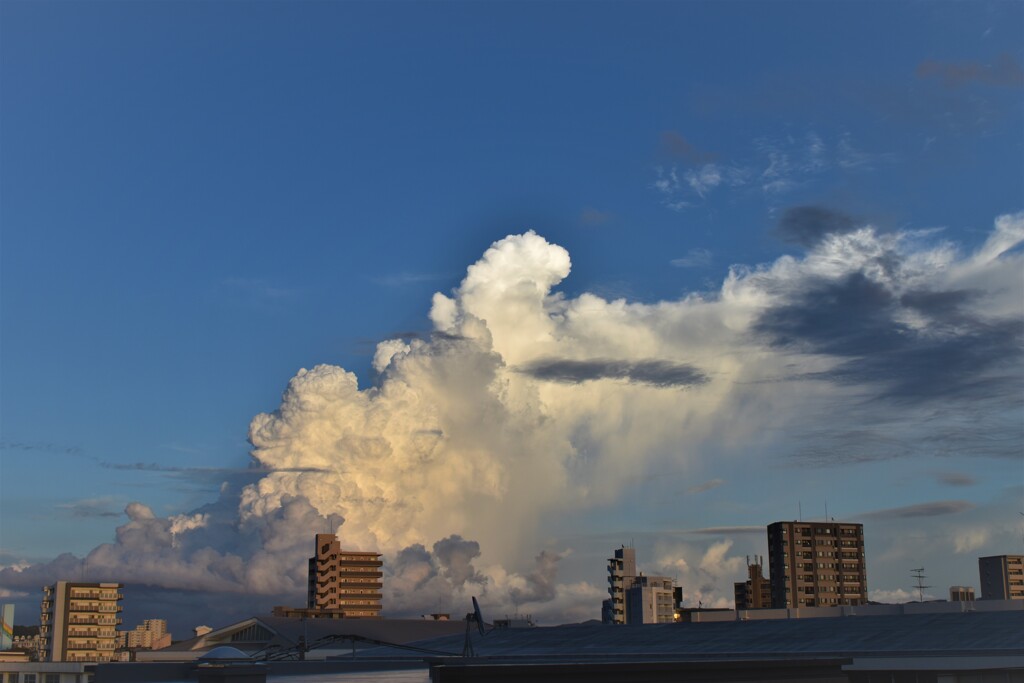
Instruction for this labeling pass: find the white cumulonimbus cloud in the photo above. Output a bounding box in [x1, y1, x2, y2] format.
[3, 213, 1021, 622]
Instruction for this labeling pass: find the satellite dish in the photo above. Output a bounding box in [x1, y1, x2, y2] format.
[462, 596, 488, 656]
[472, 596, 485, 636]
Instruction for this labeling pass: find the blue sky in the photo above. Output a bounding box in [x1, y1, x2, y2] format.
[1, 1, 1022, 632]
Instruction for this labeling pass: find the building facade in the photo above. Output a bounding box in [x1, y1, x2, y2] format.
[625, 575, 676, 624]
[766, 521, 867, 608]
[118, 619, 171, 651]
[978, 555, 1024, 600]
[734, 556, 773, 610]
[949, 586, 976, 602]
[40, 582, 123, 662]
[605, 546, 637, 625]
[306, 533, 383, 618]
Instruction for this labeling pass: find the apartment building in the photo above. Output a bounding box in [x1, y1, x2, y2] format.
[118, 618, 171, 650]
[40, 582, 123, 662]
[625, 575, 676, 624]
[605, 546, 637, 625]
[306, 533, 383, 618]
[978, 555, 1024, 600]
[766, 521, 867, 608]
[949, 586, 976, 602]
[734, 556, 773, 610]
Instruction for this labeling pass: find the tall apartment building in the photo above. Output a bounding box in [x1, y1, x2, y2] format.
[306, 533, 383, 618]
[605, 546, 637, 625]
[40, 582, 122, 662]
[766, 521, 867, 608]
[625, 575, 676, 624]
[734, 556, 772, 610]
[978, 555, 1024, 600]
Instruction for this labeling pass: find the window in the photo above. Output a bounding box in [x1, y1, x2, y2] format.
[23, 675, 37, 683]
[45, 675, 61, 683]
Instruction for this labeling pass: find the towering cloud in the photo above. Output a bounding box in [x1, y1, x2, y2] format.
[3, 214, 1021, 625]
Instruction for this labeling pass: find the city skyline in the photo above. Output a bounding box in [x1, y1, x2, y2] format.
[1, 1, 1022, 635]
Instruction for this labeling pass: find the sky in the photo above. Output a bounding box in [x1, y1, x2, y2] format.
[1, 0, 1022, 636]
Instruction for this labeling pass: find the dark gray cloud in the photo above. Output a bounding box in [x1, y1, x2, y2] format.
[916, 54, 1024, 89]
[508, 551, 560, 607]
[659, 130, 717, 164]
[101, 462, 326, 475]
[682, 526, 763, 536]
[686, 479, 725, 494]
[776, 206, 858, 247]
[933, 471, 976, 487]
[432, 535, 486, 587]
[858, 500, 974, 519]
[754, 272, 1024, 403]
[518, 358, 708, 388]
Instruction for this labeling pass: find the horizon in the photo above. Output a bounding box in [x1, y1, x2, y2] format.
[1, 0, 1022, 638]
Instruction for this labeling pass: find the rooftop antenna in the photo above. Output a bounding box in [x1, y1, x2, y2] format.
[798, 501, 802, 522]
[824, 499, 828, 522]
[910, 568, 931, 603]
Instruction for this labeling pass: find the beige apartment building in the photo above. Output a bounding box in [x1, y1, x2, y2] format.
[978, 555, 1024, 600]
[40, 582, 123, 662]
[625, 574, 676, 624]
[766, 521, 867, 608]
[305, 533, 383, 618]
[118, 618, 171, 651]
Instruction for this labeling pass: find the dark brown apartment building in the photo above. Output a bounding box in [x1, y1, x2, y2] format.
[305, 533, 383, 618]
[734, 556, 772, 609]
[766, 521, 867, 608]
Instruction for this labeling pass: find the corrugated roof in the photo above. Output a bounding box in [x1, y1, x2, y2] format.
[361, 611, 1024, 660]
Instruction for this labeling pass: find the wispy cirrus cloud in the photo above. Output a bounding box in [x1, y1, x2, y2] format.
[653, 131, 894, 209]
[681, 526, 763, 536]
[659, 130, 717, 164]
[858, 500, 975, 520]
[686, 479, 725, 494]
[670, 248, 712, 268]
[916, 53, 1024, 89]
[933, 471, 976, 487]
[58, 497, 122, 519]
[372, 272, 449, 287]
[0, 441, 82, 456]
[579, 207, 613, 226]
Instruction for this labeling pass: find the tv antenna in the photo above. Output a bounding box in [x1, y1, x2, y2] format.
[462, 596, 487, 657]
[910, 568, 931, 603]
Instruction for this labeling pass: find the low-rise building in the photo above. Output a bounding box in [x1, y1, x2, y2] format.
[949, 586, 975, 602]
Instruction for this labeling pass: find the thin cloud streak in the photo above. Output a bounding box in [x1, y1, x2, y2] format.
[857, 501, 975, 520]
